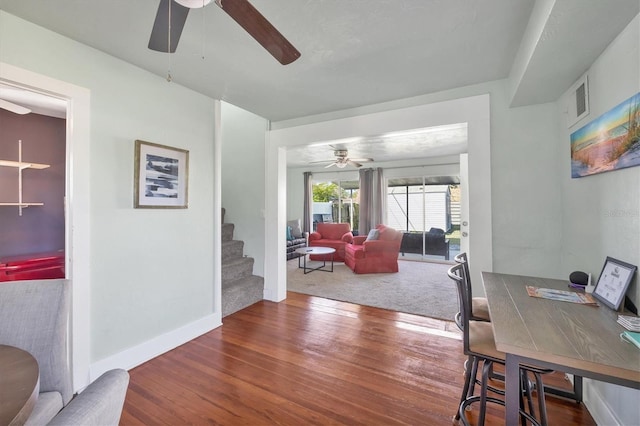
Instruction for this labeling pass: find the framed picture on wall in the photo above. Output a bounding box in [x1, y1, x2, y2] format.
[134, 140, 189, 209]
[570, 91, 640, 178]
[592, 256, 637, 310]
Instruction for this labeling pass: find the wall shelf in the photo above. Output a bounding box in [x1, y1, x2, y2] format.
[0, 140, 50, 216]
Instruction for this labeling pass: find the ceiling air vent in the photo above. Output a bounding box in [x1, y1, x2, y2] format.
[567, 75, 589, 128]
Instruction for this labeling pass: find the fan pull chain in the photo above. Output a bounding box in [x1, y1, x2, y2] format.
[201, 0, 206, 60]
[167, 0, 173, 82]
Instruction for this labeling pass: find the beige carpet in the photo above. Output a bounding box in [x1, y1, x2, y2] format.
[287, 258, 458, 321]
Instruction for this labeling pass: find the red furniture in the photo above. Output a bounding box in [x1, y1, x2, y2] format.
[0, 251, 65, 282]
[344, 225, 403, 274]
[308, 223, 353, 262]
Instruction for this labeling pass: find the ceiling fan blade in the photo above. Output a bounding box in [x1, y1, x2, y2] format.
[348, 160, 363, 168]
[0, 99, 31, 115]
[216, 0, 301, 65]
[349, 158, 374, 162]
[149, 0, 190, 53]
[309, 159, 335, 164]
[324, 163, 336, 168]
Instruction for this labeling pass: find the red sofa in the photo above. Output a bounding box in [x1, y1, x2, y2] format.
[344, 225, 403, 274]
[308, 223, 353, 262]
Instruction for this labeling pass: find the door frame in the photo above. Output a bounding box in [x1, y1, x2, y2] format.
[1, 62, 91, 391]
[266, 93, 492, 300]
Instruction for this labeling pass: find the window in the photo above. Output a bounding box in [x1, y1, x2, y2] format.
[312, 179, 360, 234]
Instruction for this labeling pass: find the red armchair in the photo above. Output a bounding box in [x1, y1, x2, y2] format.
[345, 224, 403, 274]
[308, 223, 353, 262]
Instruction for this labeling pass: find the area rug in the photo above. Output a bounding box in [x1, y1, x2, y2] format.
[287, 259, 458, 321]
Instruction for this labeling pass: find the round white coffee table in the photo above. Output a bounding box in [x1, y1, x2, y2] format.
[295, 246, 336, 274]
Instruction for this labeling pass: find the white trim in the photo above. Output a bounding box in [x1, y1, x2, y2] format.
[267, 94, 492, 300]
[583, 379, 620, 426]
[213, 100, 223, 319]
[0, 62, 92, 392]
[90, 315, 222, 380]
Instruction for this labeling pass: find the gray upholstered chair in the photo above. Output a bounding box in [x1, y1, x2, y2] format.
[0, 279, 73, 425]
[48, 368, 129, 426]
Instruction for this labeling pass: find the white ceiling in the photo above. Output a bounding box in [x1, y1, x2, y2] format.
[286, 123, 468, 168]
[1, 0, 638, 167]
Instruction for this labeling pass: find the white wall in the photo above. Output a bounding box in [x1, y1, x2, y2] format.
[276, 81, 563, 280]
[270, 94, 493, 304]
[1, 12, 220, 377]
[558, 15, 640, 426]
[220, 101, 268, 277]
[286, 168, 306, 223]
[280, 13, 640, 424]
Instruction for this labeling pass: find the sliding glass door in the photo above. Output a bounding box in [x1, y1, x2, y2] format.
[387, 176, 460, 261]
[312, 179, 360, 235]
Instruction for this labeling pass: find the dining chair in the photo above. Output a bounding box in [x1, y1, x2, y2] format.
[454, 252, 490, 327]
[48, 368, 129, 426]
[448, 263, 549, 426]
[0, 279, 73, 425]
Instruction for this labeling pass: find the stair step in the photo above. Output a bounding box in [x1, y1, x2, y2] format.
[222, 256, 254, 282]
[222, 275, 264, 317]
[222, 240, 244, 262]
[220, 208, 263, 317]
[222, 223, 234, 242]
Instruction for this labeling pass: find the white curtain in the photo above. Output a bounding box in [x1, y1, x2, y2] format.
[303, 172, 313, 234]
[358, 167, 385, 234]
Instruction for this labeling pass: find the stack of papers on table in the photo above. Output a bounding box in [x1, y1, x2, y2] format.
[526, 286, 598, 305]
[618, 315, 640, 332]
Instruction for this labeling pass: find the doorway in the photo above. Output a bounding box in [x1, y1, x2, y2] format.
[267, 94, 492, 303]
[387, 177, 461, 262]
[1, 62, 91, 391]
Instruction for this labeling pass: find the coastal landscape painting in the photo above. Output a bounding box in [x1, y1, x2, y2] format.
[570, 92, 640, 178]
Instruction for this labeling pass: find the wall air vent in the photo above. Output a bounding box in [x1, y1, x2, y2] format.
[576, 81, 587, 116]
[567, 75, 589, 128]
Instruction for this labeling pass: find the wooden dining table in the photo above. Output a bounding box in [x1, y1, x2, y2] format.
[0, 344, 39, 426]
[482, 272, 640, 425]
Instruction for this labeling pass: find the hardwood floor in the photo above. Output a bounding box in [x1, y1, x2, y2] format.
[121, 292, 595, 425]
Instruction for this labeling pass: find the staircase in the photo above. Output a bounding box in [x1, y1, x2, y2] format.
[221, 208, 264, 317]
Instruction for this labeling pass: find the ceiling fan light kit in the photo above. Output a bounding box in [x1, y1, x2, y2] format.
[149, 0, 301, 65]
[0, 99, 31, 115]
[174, 0, 212, 8]
[311, 147, 374, 169]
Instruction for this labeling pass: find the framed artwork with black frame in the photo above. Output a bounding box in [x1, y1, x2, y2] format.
[592, 256, 637, 310]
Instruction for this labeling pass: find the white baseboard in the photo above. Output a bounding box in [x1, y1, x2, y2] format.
[564, 374, 630, 425]
[89, 314, 222, 381]
[583, 378, 622, 426]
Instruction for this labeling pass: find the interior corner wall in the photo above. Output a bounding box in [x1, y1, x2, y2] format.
[220, 101, 267, 277]
[557, 14, 639, 426]
[286, 167, 305, 223]
[1, 11, 217, 364]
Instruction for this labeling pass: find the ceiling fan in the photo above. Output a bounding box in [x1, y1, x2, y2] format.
[310, 148, 374, 169]
[148, 0, 301, 65]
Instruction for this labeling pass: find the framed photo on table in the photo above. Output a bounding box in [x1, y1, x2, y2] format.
[134, 140, 189, 209]
[592, 257, 637, 310]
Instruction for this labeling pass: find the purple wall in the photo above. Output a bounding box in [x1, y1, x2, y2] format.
[0, 109, 66, 258]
